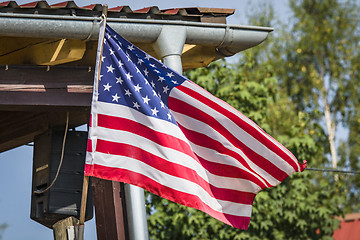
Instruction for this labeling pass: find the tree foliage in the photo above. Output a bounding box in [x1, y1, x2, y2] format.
[276, 0, 360, 211]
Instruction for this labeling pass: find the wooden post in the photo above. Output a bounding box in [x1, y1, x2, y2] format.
[53, 216, 79, 240]
[92, 178, 129, 240]
[79, 175, 90, 225]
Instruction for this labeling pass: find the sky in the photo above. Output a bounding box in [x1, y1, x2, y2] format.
[0, 0, 290, 239]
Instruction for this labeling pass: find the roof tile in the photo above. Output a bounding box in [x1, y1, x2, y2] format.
[0, 1, 235, 23]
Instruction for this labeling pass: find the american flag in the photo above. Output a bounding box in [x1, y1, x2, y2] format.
[85, 23, 306, 229]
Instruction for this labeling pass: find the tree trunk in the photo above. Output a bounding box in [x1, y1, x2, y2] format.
[321, 79, 338, 169]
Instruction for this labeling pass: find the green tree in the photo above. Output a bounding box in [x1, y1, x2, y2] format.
[276, 0, 360, 211]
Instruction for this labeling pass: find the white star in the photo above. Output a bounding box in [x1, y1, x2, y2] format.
[136, 67, 141, 73]
[127, 45, 134, 51]
[103, 83, 112, 91]
[116, 77, 123, 84]
[117, 44, 121, 50]
[160, 101, 165, 108]
[158, 76, 165, 82]
[154, 69, 160, 74]
[133, 102, 140, 109]
[118, 60, 124, 68]
[150, 63, 156, 68]
[162, 64, 168, 68]
[107, 65, 115, 73]
[152, 89, 157, 96]
[167, 113, 172, 120]
[101, 56, 106, 62]
[109, 49, 115, 55]
[142, 96, 151, 104]
[125, 72, 133, 80]
[103, 38, 107, 44]
[112, 93, 120, 102]
[137, 58, 144, 65]
[124, 89, 132, 97]
[143, 68, 149, 76]
[126, 52, 131, 61]
[167, 72, 174, 78]
[134, 84, 142, 92]
[163, 86, 170, 94]
[171, 80, 178, 85]
[144, 79, 149, 85]
[113, 35, 118, 39]
[145, 54, 151, 60]
[151, 107, 159, 116]
[99, 75, 103, 81]
[151, 81, 156, 88]
[106, 33, 111, 39]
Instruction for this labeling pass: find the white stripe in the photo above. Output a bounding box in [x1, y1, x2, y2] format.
[93, 101, 190, 144]
[92, 125, 261, 193]
[92, 151, 253, 217]
[170, 81, 296, 175]
[183, 81, 301, 171]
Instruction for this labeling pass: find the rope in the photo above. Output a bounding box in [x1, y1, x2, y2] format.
[34, 112, 69, 194]
[306, 167, 360, 174]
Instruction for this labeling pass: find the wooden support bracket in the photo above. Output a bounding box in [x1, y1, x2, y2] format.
[181, 45, 216, 70]
[0, 37, 86, 66]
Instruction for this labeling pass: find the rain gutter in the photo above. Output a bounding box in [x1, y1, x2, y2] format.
[0, 12, 273, 72]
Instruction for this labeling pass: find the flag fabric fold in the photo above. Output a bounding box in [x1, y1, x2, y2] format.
[85, 21, 306, 230]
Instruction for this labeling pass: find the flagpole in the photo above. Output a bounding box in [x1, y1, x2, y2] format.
[78, 3, 108, 237]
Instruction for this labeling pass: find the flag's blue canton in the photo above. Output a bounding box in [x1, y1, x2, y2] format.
[98, 26, 186, 125]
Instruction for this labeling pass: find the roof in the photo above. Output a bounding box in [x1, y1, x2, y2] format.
[0, 1, 235, 23]
[333, 213, 360, 240]
[0, 1, 272, 153]
[0, 1, 240, 69]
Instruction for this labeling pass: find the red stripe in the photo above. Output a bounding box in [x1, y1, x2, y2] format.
[97, 114, 197, 160]
[175, 83, 302, 172]
[177, 124, 271, 188]
[87, 139, 92, 152]
[170, 97, 289, 183]
[195, 154, 267, 190]
[84, 163, 94, 176]
[94, 139, 256, 204]
[89, 114, 92, 127]
[85, 163, 252, 230]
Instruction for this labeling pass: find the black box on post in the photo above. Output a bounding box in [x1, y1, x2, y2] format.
[30, 129, 93, 228]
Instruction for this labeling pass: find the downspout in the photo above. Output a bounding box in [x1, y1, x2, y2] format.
[152, 25, 186, 73]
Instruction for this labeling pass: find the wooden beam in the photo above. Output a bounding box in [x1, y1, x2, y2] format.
[0, 66, 93, 110]
[92, 178, 129, 240]
[0, 111, 89, 153]
[0, 112, 48, 152]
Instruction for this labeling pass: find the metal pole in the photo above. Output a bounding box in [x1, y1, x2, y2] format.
[124, 184, 149, 240]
